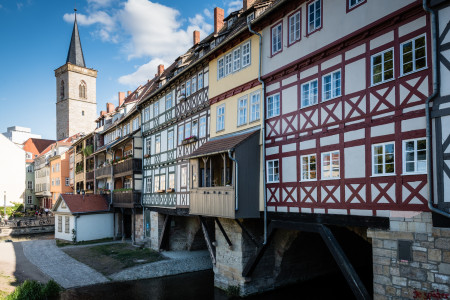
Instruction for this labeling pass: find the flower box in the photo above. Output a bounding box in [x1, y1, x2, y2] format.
[166, 188, 175, 193]
[182, 136, 198, 145]
[144, 154, 150, 158]
[156, 189, 165, 193]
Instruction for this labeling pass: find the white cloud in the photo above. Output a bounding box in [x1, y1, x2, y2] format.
[118, 58, 166, 86]
[63, 11, 115, 29]
[87, 0, 115, 8]
[226, 0, 242, 15]
[203, 8, 212, 19]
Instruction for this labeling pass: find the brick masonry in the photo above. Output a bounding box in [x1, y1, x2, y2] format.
[368, 212, 450, 300]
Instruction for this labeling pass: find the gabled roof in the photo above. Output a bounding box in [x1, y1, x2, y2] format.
[23, 138, 55, 155]
[56, 194, 110, 214]
[66, 12, 86, 67]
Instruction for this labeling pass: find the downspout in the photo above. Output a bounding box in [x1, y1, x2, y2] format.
[228, 150, 238, 211]
[248, 21, 268, 244]
[423, 1, 450, 218]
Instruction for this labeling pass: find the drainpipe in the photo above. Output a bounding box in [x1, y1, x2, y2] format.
[228, 150, 238, 211]
[248, 21, 268, 243]
[423, 1, 450, 218]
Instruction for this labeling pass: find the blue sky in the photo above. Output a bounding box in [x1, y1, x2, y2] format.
[0, 0, 241, 140]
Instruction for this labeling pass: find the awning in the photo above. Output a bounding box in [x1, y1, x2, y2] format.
[188, 129, 259, 159]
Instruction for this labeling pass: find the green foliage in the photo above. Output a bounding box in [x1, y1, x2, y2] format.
[6, 280, 43, 300]
[82, 145, 94, 157]
[41, 280, 61, 298]
[113, 188, 132, 193]
[225, 285, 240, 297]
[72, 229, 77, 243]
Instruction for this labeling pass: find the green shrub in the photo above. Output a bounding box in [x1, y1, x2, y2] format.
[42, 280, 61, 298]
[6, 280, 43, 300]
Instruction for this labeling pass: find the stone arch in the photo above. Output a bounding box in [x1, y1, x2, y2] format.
[60, 80, 65, 100]
[79, 80, 87, 99]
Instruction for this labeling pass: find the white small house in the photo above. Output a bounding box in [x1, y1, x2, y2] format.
[53, 194, 113, 242]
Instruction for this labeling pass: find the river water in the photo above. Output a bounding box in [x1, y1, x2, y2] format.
[60, 269, 363, 300]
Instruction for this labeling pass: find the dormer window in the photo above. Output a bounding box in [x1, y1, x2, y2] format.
[228, 18, 234, 27]
[210, 40, 216, 49]
[247, 13, 255, 23]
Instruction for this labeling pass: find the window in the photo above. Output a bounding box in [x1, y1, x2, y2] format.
[166, 93, 172, 110]
[403, 139, 426, 173]
[60, 80, 64, 100]
[181, 167, 187, 187]
[186, 79, 191, 97]
[401, 35, 426, 75]
[132, 117, 139, 131]
[27, 165, 33, 172]
[372, 143, 395, 175]
[58, 216, 62, 232]
[79, 81, 86, 99]
[247, 12, 255, 23]
[198, 72, 203, 89]
[168, 173, 175, 189]
[267, 94, 280, 118]
[250, 91, 260, 122]
[153, 102, 159, 117]
[289, 11, 301, 45]
[168, 131, 174, 150]
[146, 177, 152, 193]
[146, 138, 151, 155]
[322, 70, 341, 101]
[225, 53, 233, 76]
[301, 154, 317, 181]
[217, 105, 225, 131]
[242, 42, 251, 67]
[233, 48, 241, 72]
[308, 0, 321, 33]
[204, 70, 209, 87]
[82, 111, 85, 116]
[65, 177, 70, 186]
[192, 76, 197, 94]
[144, 107, 150, 122]
[371, 49, 394, 85]
[199, 116, 206, 138]
[154, 175, 160, 192]
[27, 196, 32, 204]
[65, 216, 70, 233]
[218, 58, 225, 79]
[185, 122, 191, 139]
[192, 120, 198, 137]
[322, 151, 340, 179]
[349, 0, 365, 9]
[267, 160, 279, 183]
[155, 135, 161, 154]
[27, 181, 33, 189]
[301, 79, 318, 107]
[271, 23, 282, 55]
[238, 96, 248, 126]
[178, 125, 184, 144]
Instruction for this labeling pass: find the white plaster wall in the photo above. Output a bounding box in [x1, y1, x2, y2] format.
[77, 213, 114, 241]
[281, 86, 298, 114]
[0, 135, 25, 206]
[282, 156, 297, 182]
[54, 214, 74, 241]
[439, 6, 450, 97]
[344, 145, 365, 178]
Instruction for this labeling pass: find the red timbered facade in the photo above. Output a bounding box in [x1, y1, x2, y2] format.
[261, 1, 432, 217]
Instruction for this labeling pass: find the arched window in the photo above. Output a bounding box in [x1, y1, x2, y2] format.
[79, 81, 87, 99]
[60, 80, 65, 100]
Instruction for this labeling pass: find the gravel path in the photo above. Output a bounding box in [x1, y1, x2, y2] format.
[21, 240, 109, 288]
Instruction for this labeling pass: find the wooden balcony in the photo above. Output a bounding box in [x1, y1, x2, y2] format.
[96, 165, 112, 179]
[86, 171, 94, 181]
[113, 158, 142, 177]
[190, 186, 235, 219]
[75, 172, 84, 182]
[112, 191, 141, 208]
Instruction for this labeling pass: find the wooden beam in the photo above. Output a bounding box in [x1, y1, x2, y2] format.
[215, 218, 232, 247]
[158, 214, 171, 251]
[242, 223, 275, 277]
[199, 216, 216, 265]
[235, 219, 260, 248]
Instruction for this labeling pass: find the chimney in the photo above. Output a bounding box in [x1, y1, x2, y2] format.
[100, 111, 106, 116]
[106, 103, 115, 113]
[127, 91, 132, 96]
[157, 64, 164, 76]
[214, 7, 224, 34]
[243, 0, 256, 11]
[118, 92, 125, 107]
[193, 30, 200, 45]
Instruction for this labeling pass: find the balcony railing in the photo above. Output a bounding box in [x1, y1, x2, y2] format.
[86, 171, 94, 181]
[96, 165, 112, 178]
[142, 192, 176, 207]
[190, 186, 235, 218]
[112, 191, 141, 208]
[113, 158, 142, 177]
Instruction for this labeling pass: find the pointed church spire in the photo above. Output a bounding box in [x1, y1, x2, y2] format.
[66, 9, 86, 67]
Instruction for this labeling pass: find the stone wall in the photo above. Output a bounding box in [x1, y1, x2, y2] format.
[368, 212, 450, 300]
[134, 211, 144, 243]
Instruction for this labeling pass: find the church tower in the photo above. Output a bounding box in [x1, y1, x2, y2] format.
[55, 10, 97, 140]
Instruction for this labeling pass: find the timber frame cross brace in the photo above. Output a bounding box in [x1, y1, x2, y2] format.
[242, 220, 371, 300]
[215, 218, 232, 248]
[199, 216, 216, 265]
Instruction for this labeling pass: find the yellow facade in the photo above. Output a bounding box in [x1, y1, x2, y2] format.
[209, 35, 260, 99]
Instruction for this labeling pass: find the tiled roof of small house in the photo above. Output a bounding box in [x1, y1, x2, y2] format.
[60, 194, 110, 214]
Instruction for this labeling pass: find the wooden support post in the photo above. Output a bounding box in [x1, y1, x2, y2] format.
[214, 218, 232, 247]
[199, 216, 216, 265]
[235, 219, 259, 248]
[158, 214, 171, 251]
[318, 225, 371, 300]
[121, 208, 125, 242]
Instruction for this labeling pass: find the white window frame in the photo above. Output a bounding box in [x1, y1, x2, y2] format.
[186, 79, 191, 97]
[322, 151, 340, 179]
[322, 70, 341, 101]
[349, 0, 365, 9]
[191, 76, 197, 94]
[271, 23, 282, 55]
[225, 53, 233, 76]
[165, 93, 173, 110]
[267, 159, 280, 183]
[218, 58, 225, 80]
[289, 11, 301, 44]
[192, 120, 198, 137]
[153, 102, 159, 118]
[308, 0, 321, 34]
[178, 125, 184, 144]
[247, 12, 254, 23]
[250, 90, 260, 122]
[242, 41, 251, 67]
[372, 142, 395, 176]
[199, 116, 206, 138]
[401, 35, 427, 76]
[301, 79, 318, 108]
[27, 181, 33, 189]
[371, 48, 394, 86]
[216, 104, 225, 132]
[233, 48, 241, 72]
[65, 177, 70, 186]
[185, 122, 191, 139]
[403, 138, 427, 174]
[27, 195, 33, 204]
[198, 72, 203, 89]
[301, 154, 317, 181]
[155, 135, 161, 154]
[266, 93, 280, 119]
[237, 96, 248, 126]
[168, 130, 174, 150]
